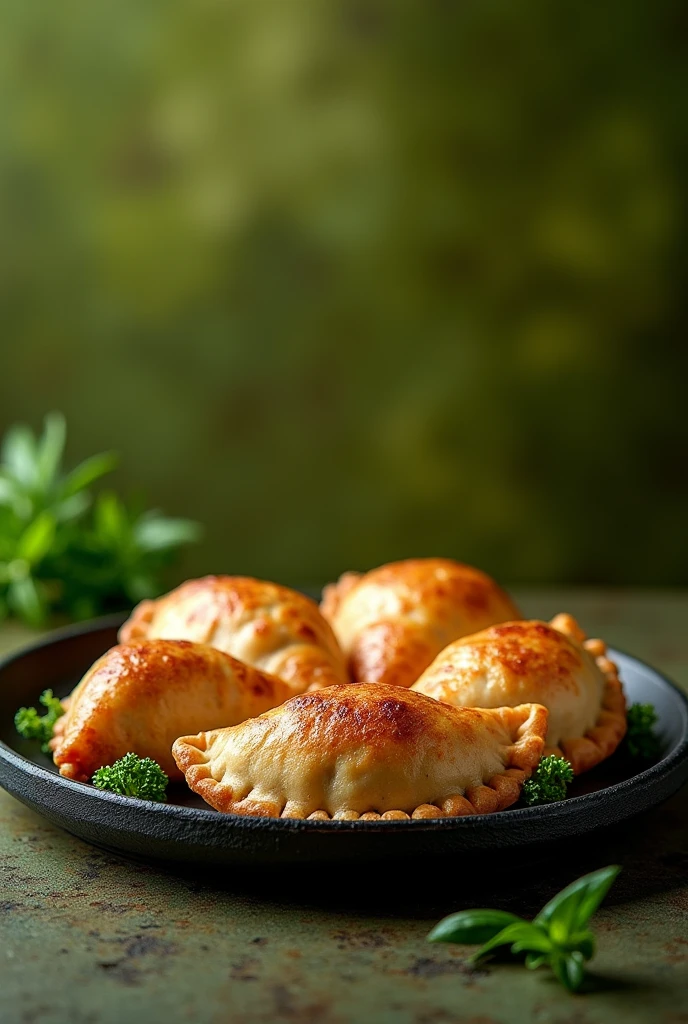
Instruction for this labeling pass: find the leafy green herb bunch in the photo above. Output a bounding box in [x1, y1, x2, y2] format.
[0, 413, 201, 625]
[429, 866, 620, 992]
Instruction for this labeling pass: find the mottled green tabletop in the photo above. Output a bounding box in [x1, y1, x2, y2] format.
[2, 590, 687, 1024]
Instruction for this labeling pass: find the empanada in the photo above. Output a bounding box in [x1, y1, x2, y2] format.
[412, 614, 627, 774]
[173, 684, 547, 819]
[321, 558, 521, 689]
[51, 639, 293, 781]
[120, 575, 348, 694]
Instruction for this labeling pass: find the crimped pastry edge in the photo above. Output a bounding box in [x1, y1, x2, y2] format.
[119, 599, 156, 643]
[547, 613, 627, 774]
[172, 701, 547, 820]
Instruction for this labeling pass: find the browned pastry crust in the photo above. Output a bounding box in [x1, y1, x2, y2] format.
[548, 614, 627, 774]
[173, 684, 547, 819]
[51, 639, 293, 781]
[119, 575, 348, 694]
[320, 558, 521, 688]
[413, 613, 627, 775]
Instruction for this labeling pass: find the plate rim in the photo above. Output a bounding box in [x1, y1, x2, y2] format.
[0, 615, 687, 835]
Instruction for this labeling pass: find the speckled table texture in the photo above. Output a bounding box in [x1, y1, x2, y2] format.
[1, 589, 687, 1024]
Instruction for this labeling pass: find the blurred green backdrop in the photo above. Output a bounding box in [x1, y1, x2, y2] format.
[1, 0, 686, 588]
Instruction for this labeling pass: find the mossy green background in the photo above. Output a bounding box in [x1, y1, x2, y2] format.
[1, 0, 686, 588]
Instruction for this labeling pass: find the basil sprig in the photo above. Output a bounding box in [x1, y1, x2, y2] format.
[0, 413, 200, 625]
[428, 865, 620, 992]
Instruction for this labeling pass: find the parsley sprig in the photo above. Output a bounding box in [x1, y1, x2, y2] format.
[521, 754, 574, 806]
[92, 753, 169, 802]
[14, 689, 65, 752]
[625, 703, 661, 761]
[428, 865, 620, 992]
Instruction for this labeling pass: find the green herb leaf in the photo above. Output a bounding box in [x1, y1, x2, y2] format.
[1, 424, 38, 490]
[58, 451, 118, 501]
[92, 753, 168, 802]
[14, 706, 46, 743]
[428, 909, 524, 945]
[15, 688, 65, 752]
[36, 412, 67, 490]
[0, 472, 22, 507]
[568, 931, 595, 961]
[133, 515, 202, 552]
[625, 703, 662, 760]
[54, 492, 91, 523]
[534, 866, 620, 940]
[428, 866, 620, 994]
[471, 922, 552, 962]
[93, 491, 128, 544]
[16, 512, 57, 565]
[0, 416, 199, 627]
[550, 951, 586, 992]
[521, 755, 574, 806]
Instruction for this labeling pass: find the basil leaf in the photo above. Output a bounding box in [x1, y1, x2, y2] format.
[550, 951, 586, 992]
[510, 929, 554, 955]
[428, 909, 523, 945]
[94, 492, 128, 543]
[525, 952, 548, 970]
[2, 424, 38, 489]
[567, 930, 595, 961]
[0, 472, 22, 507]
[534, 865, 620, 940]
[16, 512, 57, 565]
[471, 922, 552, 962]
[36, 412, 66, 490]
[58, 452, 118, 500]
[54, 492, 91, 523]
[133, 516, 202, 553]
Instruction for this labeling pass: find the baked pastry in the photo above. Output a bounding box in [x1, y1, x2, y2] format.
[120, 575, 348, 694]
[173, 684, 547, 819]
[412, 614, 626, 774]
[51, 640, 293, 781]
[321, 558, 520, 688]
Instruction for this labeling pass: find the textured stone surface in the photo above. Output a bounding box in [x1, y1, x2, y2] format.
[1, 590, 687, 1023]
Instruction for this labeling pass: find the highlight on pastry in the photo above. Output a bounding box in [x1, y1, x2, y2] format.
[320, 557, 521, 689]
[412, 614, 627, 775]
[119, 575, 348, 694]
[51, 639, 293, 781]
[172, 684, 548, 820]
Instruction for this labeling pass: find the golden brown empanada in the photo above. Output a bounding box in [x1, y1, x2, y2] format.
[412, 614, 627, 774]
[51, 640, 293, 781]
[173, 684, 547, 819]
[320, 558, 521, 689]
[120, 575, 348, 694]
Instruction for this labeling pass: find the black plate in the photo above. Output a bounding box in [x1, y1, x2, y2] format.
[0, 615, 687, 865]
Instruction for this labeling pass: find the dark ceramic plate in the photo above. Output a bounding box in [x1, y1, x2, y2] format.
[0, 615, 687, 865]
